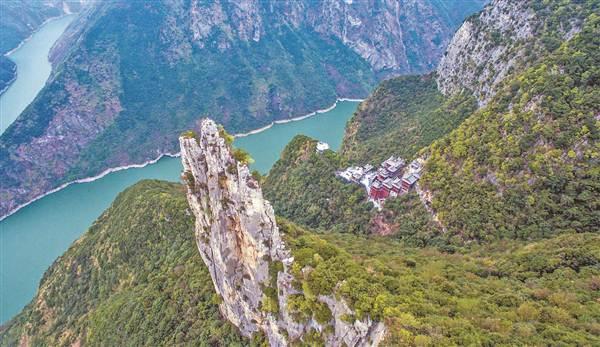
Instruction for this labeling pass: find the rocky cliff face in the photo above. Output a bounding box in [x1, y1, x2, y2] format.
[310, 0, 488, 73]
[180, 119, 385, 346]
[158, 0, 487, 74]
[436, 0, 587, 105]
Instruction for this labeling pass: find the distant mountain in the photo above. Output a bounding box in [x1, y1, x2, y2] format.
[0, 57, 16, 94]
[2, 1, 599, 346]
[0, 0, 84, 53]
[0, 0, 486, 218]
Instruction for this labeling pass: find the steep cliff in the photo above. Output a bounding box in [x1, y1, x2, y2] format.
[3, 180, 599, 346]
[0, 0, 486, 218]
[180, 119, 385, 346]
[268, 0, 599, 243]
[436, 0, 593, 104]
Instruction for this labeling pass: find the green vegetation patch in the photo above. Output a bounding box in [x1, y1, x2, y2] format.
[291, 223, 600, 346]
[264, 135, 444, 246]
[341, 74, 477, 164]
[264, 135, 374, 234]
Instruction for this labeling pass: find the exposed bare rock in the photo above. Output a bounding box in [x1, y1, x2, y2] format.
[180, 119, 385, 346]
[436, 0, 585, 105]
[176, 0, 486, 74]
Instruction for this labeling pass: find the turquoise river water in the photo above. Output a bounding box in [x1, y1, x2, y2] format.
[0, 10, 358, 323]
[0, 15, 359, 322]
[0, 15, 75, 134]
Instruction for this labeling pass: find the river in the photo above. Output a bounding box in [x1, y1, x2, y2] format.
[0, 15, 75, 134]
[0, 99, 358, 323]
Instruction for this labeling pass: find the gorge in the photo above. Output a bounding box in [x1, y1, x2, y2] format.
[2, 0, 598, 346]
[0, 15, 75, 133]
[0, 0, 486, 219]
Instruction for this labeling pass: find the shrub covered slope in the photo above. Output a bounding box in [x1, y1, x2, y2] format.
[420, 13, 599, 241]
[266, 0, 599, 245]
[282, 219, 600, 345]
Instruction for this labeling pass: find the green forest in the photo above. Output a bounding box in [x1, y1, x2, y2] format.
[2, 1, 599, 346]
[341, 74, 476, 164]
[287, 220, 600, 346]
[420, 13, 599, 241]
[264, 136, 443, 246]
[264, 136, 373, 234]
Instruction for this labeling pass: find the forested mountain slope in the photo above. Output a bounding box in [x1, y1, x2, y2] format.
[437, 0, 596, 105]
[264, 136, 443, 245]
[0, 0, 485, 218]
[420, 13, 599, 241]
[341, 74, 477, 164]
[342, 0, 598, 165]
[264, 136, 372, 234]
[3, 179, 599, 346]
[265, 0, 599, 244]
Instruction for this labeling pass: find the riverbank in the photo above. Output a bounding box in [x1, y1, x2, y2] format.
[0, 152, 180, 222]
[234, 97, 364, 137]
[0, 68, 17, 95]
[0, 99, 360, 323]
[1, 15, 77, 134]
[1, 98, 363, 221]
[1, 15, 72, 96]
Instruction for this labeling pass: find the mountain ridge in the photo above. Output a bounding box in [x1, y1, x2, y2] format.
[264, 0, 599, 243]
